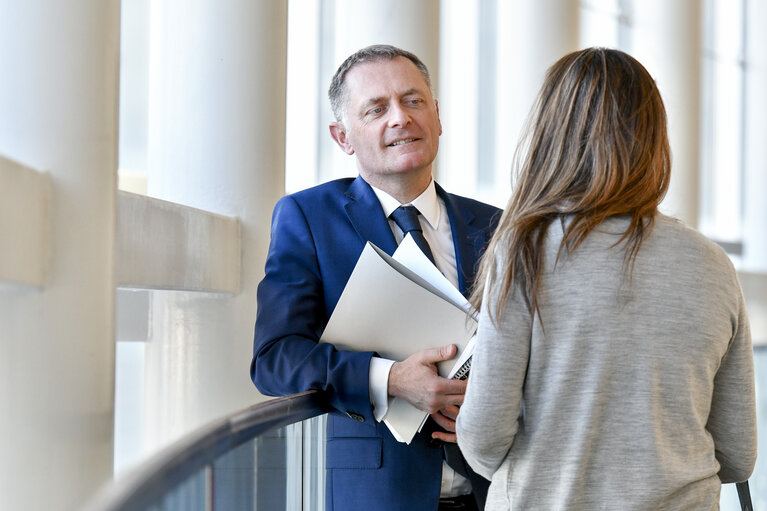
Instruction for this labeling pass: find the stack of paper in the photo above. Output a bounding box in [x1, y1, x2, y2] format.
[320, 235, 477, 443]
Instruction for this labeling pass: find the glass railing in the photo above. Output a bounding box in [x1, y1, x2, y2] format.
[81, 391, 331, 511]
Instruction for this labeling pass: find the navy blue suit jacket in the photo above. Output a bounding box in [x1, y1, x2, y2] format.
[251, 176, 500, 511]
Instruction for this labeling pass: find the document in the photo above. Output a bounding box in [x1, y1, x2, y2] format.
[319, 235, 477, 444]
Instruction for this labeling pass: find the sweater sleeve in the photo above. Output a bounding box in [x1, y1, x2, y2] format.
[707, 286, 757, 483]
[456, 275, 533, 480]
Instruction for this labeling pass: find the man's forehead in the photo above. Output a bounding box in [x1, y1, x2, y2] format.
[345, 57, 431, 100]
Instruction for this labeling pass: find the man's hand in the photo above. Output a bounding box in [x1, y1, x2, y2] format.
[388, 344, 467, 414]
[430, 405, 460, 443]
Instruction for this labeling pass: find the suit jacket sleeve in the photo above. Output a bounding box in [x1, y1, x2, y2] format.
[250, 195, 376, 422]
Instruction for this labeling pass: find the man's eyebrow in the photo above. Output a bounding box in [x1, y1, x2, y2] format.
[361, 96, 386, 110]
[357, 88, 429, 116]
[361, 88, 426, 106]
[400, 88, 423, 97]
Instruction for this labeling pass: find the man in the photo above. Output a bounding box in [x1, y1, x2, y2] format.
[251, 44, 500, 511]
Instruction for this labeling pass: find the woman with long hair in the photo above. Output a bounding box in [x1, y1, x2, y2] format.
[456, 48, 756, 509]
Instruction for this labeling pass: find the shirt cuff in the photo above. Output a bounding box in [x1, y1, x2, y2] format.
[369, 356, 395, 422]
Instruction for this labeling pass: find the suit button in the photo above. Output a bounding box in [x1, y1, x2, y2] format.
[346, 411, 365, 422]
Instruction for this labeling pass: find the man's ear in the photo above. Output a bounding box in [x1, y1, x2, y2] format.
[435, 99, 442, 136]
[329, 122, 355, 155]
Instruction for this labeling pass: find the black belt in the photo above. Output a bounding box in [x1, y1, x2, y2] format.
[438, 493, 478, 511]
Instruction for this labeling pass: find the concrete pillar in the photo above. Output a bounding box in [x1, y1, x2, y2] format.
[324, 0, 441, 182]
[0, 0, 119, 509]
[140, 0, 288, 453]
[743, 0, 767, 272]
[630, 0, 702, 228]
[438, 0, 481, 195]
[491, 0, 580, 206]
[285, 0, 323, 194]
[333, 0, 439, 72]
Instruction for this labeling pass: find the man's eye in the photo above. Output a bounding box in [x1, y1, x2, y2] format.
[368, 106, 384, 116]
[407, 98, 423, 105]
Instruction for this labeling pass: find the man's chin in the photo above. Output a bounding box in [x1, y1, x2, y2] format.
[360, 164, 432, 182]
[390, 153, 436, 173]
[386, 164, 432, 177]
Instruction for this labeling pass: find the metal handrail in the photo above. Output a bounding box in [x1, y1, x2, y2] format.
[80, 391, 332, 511]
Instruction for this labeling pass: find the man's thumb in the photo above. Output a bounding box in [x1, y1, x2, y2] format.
[437, 344, 457, 361]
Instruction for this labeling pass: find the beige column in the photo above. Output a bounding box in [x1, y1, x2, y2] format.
[631, 0, 702, 228]
[333, 0, 439, 71]
[491, 0, 580, 205]
[0, 1, 119, 510]
[139, 0, 288, 453]
[438, 0, 481, 194]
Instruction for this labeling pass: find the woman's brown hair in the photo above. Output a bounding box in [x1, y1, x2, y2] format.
[471, 48, 671, 323]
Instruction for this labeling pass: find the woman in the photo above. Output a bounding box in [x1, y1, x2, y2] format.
[455, 48, 756, 510]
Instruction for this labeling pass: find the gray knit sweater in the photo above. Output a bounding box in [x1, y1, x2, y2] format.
[456, 214, 756, 510]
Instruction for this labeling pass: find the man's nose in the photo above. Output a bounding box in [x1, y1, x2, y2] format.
[387, 103, 411, 128]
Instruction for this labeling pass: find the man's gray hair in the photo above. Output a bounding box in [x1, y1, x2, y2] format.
[328, 44, 432, 122]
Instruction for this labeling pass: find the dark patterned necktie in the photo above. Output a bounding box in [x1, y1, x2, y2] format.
[389, 205, 436, 264]
[390, 205, 470, 476]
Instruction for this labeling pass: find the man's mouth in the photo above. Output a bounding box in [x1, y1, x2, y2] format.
[387, 138, 418, 147]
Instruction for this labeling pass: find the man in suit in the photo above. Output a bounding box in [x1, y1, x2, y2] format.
[251, 44, 500, 511]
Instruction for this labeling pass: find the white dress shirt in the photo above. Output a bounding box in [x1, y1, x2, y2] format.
[366, 179, 472, 498]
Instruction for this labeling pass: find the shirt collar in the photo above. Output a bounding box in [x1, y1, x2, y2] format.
[370, 179, 441, 230]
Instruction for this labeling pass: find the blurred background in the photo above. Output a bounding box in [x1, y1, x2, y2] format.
[1, 0, 765, 509]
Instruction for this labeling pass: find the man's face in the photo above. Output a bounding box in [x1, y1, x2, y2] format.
[330, 57, 442, 188]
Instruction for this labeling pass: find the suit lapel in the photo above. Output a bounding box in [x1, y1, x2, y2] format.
[343, 178, 487, 295]
[437, 184, 485, 296]
[343, 176, 398, 255]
